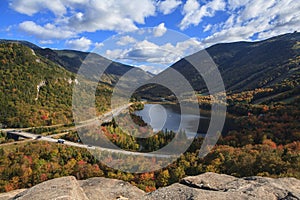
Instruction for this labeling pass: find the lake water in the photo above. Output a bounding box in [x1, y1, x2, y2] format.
[135, 104, 210, 138]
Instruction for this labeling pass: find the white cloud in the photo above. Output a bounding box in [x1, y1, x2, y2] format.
[202, 0, 300, 46]
[117, 36, 136, 46]
[153, 23, 167, 37]
[134, 40, 159, 49]
[39, 40, 54, 44]
[129, 42, 171, 63]
[10, 0, 299, 55]
[227, 0, 250, 10]
[158, 0, 182, 15]
[203, 24, 212, 32]
[65, 37, 92, 51]
[139, 64, 165, 74]
[5, 25, 13, 32]
[120, 40, 177, 64]
[179, 0, 226, 30]
[105, 49, 125, 60]
[11, 0, 157, 39]
[94, 42, 104, 48]
[9, 0, 67, 16]
[66, 0, 156, 33]
[175, 38, 203, 54]
[239, 0, 276, 22]
[19, 21, 76, 39]
[104, 38, 202, 66]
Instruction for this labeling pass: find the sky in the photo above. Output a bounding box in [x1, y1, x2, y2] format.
[1, 0, 299, 73]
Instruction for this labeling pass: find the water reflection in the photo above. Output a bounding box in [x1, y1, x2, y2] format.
[135, 104, 209, 137]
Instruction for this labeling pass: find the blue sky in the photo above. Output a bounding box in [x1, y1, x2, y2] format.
[0, 0, 299, 73]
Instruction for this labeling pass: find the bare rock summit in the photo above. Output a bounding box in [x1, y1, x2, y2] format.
[0, 172, 299, 200]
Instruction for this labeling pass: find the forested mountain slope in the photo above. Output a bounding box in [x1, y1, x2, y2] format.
[139, 32, 300, 100]
[0, 42, 113, 127]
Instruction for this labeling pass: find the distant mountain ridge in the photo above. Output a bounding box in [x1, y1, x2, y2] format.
[205, 32, 300, 91]
[179, 32, 299, 92]
[0, 39, 151, 86]
[138, 32, 299, 100]
[2, 32, 299, 94]
[0, 39, 42, 50]
[0, 32, 299, 127]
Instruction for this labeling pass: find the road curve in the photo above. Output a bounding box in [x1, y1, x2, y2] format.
[1, 104, 174, 158]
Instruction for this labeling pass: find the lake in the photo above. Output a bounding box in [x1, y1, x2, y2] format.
[135, 104, 210, 138]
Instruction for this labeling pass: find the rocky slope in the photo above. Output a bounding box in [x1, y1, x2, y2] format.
[0, 172, 299, 200]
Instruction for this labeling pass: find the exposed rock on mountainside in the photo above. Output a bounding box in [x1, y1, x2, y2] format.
[144, 173, 300, 200]
[5, 176, 89, 200]
[1, 172, 299, 200]
[79, 177, 145, 200]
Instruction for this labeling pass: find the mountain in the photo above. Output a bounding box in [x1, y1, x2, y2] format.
[0, 41, 150, 128]
[0, 39, 42, 50]
[1, 173, 299, 200]
[1, 32, 299, 127]
[138, 32, 300, 100]
[0, 42, 78, 127]
[0, 39, 151, 85]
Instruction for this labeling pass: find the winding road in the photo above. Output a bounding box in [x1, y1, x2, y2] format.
[1, 104, 173, 158]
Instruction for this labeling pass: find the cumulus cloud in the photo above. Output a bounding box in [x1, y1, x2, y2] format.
[176, 38, 203, 54]
[65, 0, 156, 33]
[158, 0, 182, 15]
[139, 64, 165, 74]
[94, 42, 104, 48]
[9, 0, 67, 16]
[153, 23, 167, 37]
[65, 37, 92, 51]
[11, 0, 156, 39]
[179, 0, 226, 30]
[105, 49, 125, 60]
[202, 0, 300, 46]
[10, 0, 299, 55]
[103, 37, 203, 74]
[104, 38, 202, 66]
[117, 36, 136, 46]
[19, 21, 76, 39]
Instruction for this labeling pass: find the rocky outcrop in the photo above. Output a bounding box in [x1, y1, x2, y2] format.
[6, 176, 89, 200]
[0, 176, 145, 200]
[79, 177, 145, 200]
[0, 173, 299, 200]
[144, 172, 300, 200]
[0, 189, 26, 200]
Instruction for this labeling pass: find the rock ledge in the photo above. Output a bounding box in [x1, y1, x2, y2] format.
[0, 172, 299, 200]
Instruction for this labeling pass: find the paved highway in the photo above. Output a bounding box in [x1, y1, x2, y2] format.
[5, 130, 172, 158]
[1, 104, 131, 133]
[1, 104, 173, 158]
[75, 103, 132, 128]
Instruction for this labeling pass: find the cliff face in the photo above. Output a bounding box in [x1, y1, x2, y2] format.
[0, 172, 299, 200]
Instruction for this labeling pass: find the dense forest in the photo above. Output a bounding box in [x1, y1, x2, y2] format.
[0, 43, 112, 128]
[0, 92, 299, 192]
[0, 34, 299, 193]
